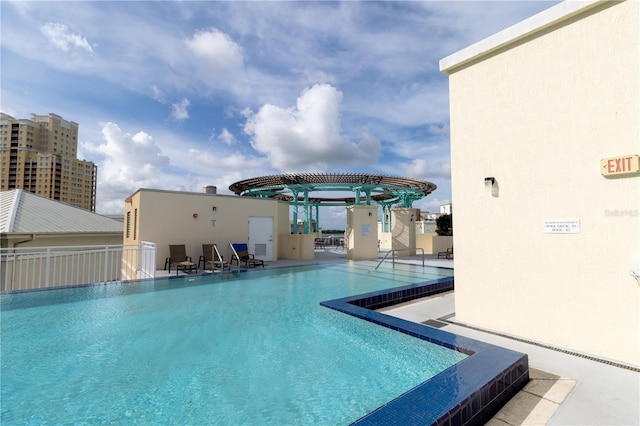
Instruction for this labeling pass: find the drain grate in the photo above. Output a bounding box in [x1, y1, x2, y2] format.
[421, 319, 448, 328]
[440, 317, 640, 373]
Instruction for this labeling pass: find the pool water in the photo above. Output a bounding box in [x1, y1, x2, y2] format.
[1, 262, 463, 425]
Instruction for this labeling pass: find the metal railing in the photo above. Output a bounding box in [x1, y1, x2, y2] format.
[0, 242, 156, 292]
[375, 248, 425, 270]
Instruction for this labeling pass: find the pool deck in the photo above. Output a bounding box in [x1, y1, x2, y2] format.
[156, 249, 640, 425]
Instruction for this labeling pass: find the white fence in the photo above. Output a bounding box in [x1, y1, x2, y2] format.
[0, 242, 156, 292]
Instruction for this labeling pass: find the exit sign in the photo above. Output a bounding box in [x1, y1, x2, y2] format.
[601, 154, 640, 178]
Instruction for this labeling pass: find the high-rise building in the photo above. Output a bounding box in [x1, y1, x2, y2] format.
[0, 113, 97, 212]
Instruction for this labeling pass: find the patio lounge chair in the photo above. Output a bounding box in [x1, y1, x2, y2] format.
[164, 244, 197, 275]
[314, 238, 326, 249]
[199, 244, 229, 272]
[230, 243, 265, 268]
[437, 247, 454, 259]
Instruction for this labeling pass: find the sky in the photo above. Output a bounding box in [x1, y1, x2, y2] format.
[1, 0, 560, 229]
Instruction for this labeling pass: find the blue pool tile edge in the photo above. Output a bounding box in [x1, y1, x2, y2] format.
[320, 277, 529, 426]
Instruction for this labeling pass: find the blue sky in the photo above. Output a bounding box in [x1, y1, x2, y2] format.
[1, 1, 559, 229]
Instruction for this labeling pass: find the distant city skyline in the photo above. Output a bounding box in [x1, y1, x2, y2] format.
[1, 1, 560, 229]
[1, 112, 98, 212]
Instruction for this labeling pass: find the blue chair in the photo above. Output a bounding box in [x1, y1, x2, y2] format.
[230, 243, 265, 268]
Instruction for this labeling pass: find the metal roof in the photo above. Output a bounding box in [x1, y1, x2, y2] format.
[0, 189, 123, 234]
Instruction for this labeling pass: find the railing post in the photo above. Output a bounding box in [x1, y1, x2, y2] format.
[45, 247, 51, 288]
[149, 242, 156, 278]
[103, 246, 109, 283]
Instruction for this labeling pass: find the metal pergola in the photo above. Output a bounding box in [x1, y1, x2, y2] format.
[229, 173, 437, 233]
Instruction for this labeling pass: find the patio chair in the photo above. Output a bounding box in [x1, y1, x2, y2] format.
[437, 247, 454, 259]
[199, 244, 230, 272]
[230, 243, 265, 268]
[164, 244, 197, 275]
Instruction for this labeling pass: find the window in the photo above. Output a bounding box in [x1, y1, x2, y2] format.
[126, 211, 131, 239]
[133, 209, 138, 240]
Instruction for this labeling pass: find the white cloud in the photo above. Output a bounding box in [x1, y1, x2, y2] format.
[207, 128, 236, 146]
[40, 22, 94, 53]
[298, 68, 337, 87]
[151, 85, 165, 103]
[171, 98, 190, 121]
[326, 206, 347, 224]
[218, 128, 235, 145]
[240, 108, 253, 119]
[2, 0, 562, 221]
[244, 84, 381, 171]
[178, 149, 273, 198]
[97, 123, 170, 180]
[187, 149, 266, 172]
[185, 28, 244, 71]
[346, 81, 451, 127]
[83, 123, 170, 213]
[428, 123, 450, 135]
[404, 158, 451, 180]
[178, 27, 251, 96]
[81, 122, 274, 213]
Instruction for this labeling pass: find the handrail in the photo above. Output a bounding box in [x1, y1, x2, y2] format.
[229, 243, 242, 270]
[375, 248, 424, 270]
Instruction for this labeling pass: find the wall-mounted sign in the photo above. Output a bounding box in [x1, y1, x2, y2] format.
[601, 154, 640, 178]
[544, 220, 580, 234]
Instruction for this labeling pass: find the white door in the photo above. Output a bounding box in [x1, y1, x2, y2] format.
[249, 216, 273, 261]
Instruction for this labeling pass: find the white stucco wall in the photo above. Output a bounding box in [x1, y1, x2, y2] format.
[346, 205, 379, 260]
[442, 0, 639, 365]
[124, 189, 289, 267]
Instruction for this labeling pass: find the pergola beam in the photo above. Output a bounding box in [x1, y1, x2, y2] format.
[229, 173, 437, 233]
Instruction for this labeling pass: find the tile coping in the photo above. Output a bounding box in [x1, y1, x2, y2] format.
[320, 276, 529, 426]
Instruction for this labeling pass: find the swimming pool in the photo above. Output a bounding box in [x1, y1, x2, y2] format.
[1, 261, 528, 425]
[1, 262, 461, 424]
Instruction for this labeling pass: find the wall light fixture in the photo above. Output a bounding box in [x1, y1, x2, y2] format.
[484, 177, 499, 197]
[484, 177, 495, 189]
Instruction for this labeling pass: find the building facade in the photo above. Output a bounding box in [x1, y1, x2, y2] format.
[440, 0, 639, 366]
[124, 188, 291, 268]
[0, 113, 97, 211]
[0, 189, 123, 291]
[440, 203, 452, 215]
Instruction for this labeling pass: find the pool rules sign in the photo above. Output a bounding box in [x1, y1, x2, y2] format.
[601, 154, 640, 178]
[544, 220, 580, 234]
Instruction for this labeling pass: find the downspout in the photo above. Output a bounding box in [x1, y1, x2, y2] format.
[1, 234, 35, 292]
[13, 234, 36, 248]
[4, 191, 35, 248]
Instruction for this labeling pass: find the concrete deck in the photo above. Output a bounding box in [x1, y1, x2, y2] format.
[156, 250, 640, 425]
[382, 292, 639, 425]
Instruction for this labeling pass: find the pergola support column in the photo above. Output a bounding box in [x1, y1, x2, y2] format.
[303, 190, 310, 234]
[292, 189, 299, 234]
